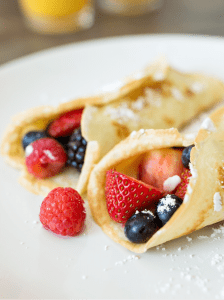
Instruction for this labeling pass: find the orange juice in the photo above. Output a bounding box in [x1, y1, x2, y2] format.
[19, 0, 94, 34]
[98, 0, 163, 16]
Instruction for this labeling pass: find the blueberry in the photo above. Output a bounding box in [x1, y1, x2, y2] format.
[156, 194, 182, 226]
[22, 130, 48, 149]
[124, 210, 158, 244]
[181, 144, 194, 168]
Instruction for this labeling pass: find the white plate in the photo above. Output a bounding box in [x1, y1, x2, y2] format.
[1, 34, 224, 299]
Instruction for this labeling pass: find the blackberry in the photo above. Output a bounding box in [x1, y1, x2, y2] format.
[66, 127, 87, 172]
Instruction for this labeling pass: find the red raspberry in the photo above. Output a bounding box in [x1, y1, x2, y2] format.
[48, 109, 83, 138]
[25, 138, 67, 179]
[39, 187, 86, 236]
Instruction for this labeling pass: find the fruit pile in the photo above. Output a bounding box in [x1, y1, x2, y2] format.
[105, 145, 193, 244]
[22, 108, 87, 178]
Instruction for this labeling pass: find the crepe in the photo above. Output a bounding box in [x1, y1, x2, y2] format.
[87, 108, 224, 253]
[1, 57, 224, 197]
[81, 57, 224, 159]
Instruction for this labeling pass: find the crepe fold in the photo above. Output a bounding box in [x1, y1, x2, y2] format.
[87, 108, 224, 253]
[81, 57, 224, 160]
[1, 57, 224, 197]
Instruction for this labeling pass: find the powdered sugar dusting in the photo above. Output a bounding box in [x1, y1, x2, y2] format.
[115, 255, 140, 266]
[157, 195, 177, 213]
[153, 71, 165, 81]
[190, 82, 205, 94]
[141, 209, 154, 217]
[213, 192, 222, 212]
[201, 117, 216, 132]
[189, 163, 197, 179]
[105, 102, 139, 124]
[145, 88, 162, 107]
[183, 193, 189, 203]
[130, 130, 137, 138]
[163, 175, 181, 193]
[171, 88, 184, 102]
[132, 96, 145, 111]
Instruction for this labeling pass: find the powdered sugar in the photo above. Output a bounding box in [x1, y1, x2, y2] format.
[213, 192, 222, 212]
[201, 117, 216, 132]
[105, 102, 139, 124]
[171, 88, 184, 101]
[131, 96, 145, 111]
[163, 175, 181, 193]
[141, 209, 154, 216]
[189, 163, 197, 179]
[115, 255, 140, 266]
[145, 88, 162, 107]
[153, 71, 165, 81]
[190, 82, 205, 94]
[157, 195, 177, 213]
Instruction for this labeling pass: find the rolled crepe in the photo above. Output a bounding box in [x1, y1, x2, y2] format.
[1, 57, 224, 196]
[82, 57, 224, 159]
[0, 95, 110, 196]
[87, 108, 224, 253]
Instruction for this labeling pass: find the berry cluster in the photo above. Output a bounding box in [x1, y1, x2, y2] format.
[22, 108, 87, 179]
[105, 145, 194, 244]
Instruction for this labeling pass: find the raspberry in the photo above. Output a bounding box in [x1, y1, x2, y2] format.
[39, 187, 86, 236]
[25, 138, 67, 179]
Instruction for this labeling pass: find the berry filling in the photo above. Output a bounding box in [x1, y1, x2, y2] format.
[22, 108, 87, 178]
[105, 146, 193, 244]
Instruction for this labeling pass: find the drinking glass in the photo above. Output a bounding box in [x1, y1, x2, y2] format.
[97, 0, 164, 16]
[18, 0, 95, 34]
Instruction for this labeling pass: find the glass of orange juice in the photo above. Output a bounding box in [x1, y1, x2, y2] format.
[18, 0, 94, 34]
[97, 0, 163, 16]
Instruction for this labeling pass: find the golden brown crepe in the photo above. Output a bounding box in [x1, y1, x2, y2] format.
[81, 57, 224, 159]
[1, 57, 224, 197]
[87, 107, 224, 253]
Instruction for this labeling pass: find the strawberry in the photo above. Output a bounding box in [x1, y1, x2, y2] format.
[175, 168, 192, 200]
[138, 148, 184, 191]
[105, 169, 163, 224]
[48, 108, 83, 138]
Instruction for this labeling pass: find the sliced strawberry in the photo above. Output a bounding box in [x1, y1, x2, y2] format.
[105, 169, 163, 224]
[175, 168, 192, 200]
[48, 108, 83, 138]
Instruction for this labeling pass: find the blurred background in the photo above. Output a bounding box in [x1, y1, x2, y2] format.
[1, 0, 224, 66]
